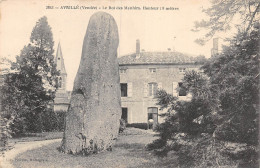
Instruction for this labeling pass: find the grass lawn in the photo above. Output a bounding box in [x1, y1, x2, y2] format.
[3, 132, 63, 155]
[9, 132, 63, 143]
[11, 128, 178, 168]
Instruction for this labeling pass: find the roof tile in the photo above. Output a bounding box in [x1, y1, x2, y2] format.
[118, 52, 200, 65]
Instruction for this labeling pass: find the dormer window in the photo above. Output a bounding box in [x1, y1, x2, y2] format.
[120, 69, 127, 74]
[179, 68, 186, 73]
[149, 68, 156, 73]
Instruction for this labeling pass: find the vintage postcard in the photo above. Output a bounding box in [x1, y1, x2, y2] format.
[0, 0, 259, 167]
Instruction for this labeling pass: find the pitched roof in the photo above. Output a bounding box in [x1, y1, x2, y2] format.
[118, 51, 202, 65]
[55, 42, 67, 75]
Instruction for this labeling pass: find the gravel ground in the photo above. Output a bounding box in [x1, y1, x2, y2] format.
[1, 128, 178, 168]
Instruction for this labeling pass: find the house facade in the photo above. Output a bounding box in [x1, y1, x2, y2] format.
[53, 40, 205, 128]
[118, 40, 204, 129]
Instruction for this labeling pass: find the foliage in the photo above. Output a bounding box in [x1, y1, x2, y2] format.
[148, 25, 259, 167]
[174, 135, 238, 168]
[147, 1, 260, 167]
[55, 111, 66, 131]
[42, 110, 66, 132]
[1, 16, 59, 134]
[193, 0, 260, 45]
[119, 119, 127, 133]
[202, 23, 259, 145]
[0, 116, 10, 155]
[5, 110, 65, 137]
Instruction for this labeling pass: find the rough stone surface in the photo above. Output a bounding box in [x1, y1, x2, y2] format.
[61, 12, 121, 154]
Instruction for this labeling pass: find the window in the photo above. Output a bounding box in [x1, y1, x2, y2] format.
[178, 82, 187, 96]
[148, 107, 158, 114]
[148, 83, 158, 97]
[148, 107, 158, 129]
[149, 68, 156, 73]
[120, 83, 127, 97]
[58, 57, 60, 60]
[58, 77, 62, 88]
[120, 69, 126, 74]
[179, 68, 186, 73]
[121, 108, 128, 123]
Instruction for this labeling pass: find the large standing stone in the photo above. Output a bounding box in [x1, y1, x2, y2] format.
[61, 12, 121, 155]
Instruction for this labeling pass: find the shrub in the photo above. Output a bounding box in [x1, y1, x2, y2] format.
[146, 138, 167, 151]
[126, 123, 148, 130]
[119, 119, 126, 133]
[55, 111, 66, 131]
[8, 115, 26, 136]
[43, 110, 66, 132]
[0, 116, 9, 155]
[6, 109, 66, 136]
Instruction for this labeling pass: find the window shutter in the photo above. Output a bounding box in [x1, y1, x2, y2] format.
[144, 83, 148, 97]
[149, 84, 153, 96]
[158, 82, 162, 90]
[128, 82, 132, 97]
[172, 82, 178, 96]
[153, 84, 157, 96]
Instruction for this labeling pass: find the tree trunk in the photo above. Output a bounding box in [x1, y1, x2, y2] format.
[61, 12, 121, 155]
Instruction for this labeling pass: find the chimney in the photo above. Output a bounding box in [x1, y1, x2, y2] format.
[136, 39, 140, 59]
[211, 38, 219, 57]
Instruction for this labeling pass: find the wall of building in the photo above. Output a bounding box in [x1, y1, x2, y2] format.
[119, 64, 201, 125]
[54, 103, 69, 112]
[54, 89, 70, 112]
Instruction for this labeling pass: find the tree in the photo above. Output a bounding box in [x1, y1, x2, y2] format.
[147, 1, 259, 167]
[2, 16, 59, 134]
[148, 24, 259, 167]
[193, 0, 260, 45]
[147, 73, 217, 167]
[193, 0, 259, 145]
[202, 23, 259, 145]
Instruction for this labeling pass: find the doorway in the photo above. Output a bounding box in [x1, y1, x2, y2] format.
[148, 107, 158, 130]
[120, 83, 127, 97]
[121, 108, 128, 123]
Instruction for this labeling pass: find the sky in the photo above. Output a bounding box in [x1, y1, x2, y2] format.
[0, 0, 232, 91]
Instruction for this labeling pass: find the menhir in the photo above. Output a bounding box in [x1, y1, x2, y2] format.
[61, 12, 121, 155]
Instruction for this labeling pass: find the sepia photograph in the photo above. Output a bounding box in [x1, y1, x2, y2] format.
[0, 0, 259, 167]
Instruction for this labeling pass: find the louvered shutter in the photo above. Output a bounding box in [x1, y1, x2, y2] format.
[144, 83, 148, 97]
[172, 82, 178, 96]
[128, 82, 132, 97]
[149, 84, 153, 96]
[158, 82, 162, 90]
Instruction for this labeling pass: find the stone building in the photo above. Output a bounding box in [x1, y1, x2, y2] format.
[53, 43, 71, 112]
[118, 40, 204, 129]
